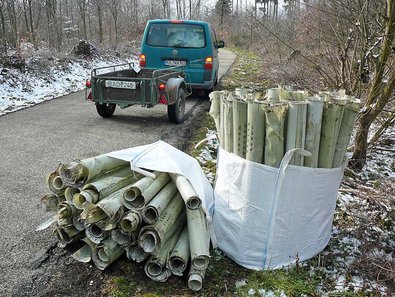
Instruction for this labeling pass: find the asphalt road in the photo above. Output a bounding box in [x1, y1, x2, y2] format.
[0, 49, 236, 296]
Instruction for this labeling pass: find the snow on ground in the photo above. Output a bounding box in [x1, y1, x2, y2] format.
[0, 53, 135, 116]
[195, 126, 394, 296]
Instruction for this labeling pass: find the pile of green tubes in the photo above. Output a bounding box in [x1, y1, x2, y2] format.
[38, 153, 210, 291]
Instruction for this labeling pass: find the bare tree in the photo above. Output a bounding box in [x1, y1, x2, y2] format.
[77, 0, 88, 40]
[6, 0, 18, 48]
[0, 0, 7, 54]
[109, 0, 120, 44]
[45, 0, 62, 50]
[351, 0, 395, 169]
[95, 0, 103, 43]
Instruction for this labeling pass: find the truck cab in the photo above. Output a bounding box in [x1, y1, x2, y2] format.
[139, 19, 224, 97]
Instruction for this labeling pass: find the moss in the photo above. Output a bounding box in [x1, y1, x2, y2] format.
[107, 277, 137, 297]
[235, 267, 322, 297]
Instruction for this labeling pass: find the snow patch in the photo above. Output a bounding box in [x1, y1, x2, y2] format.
[0, 55, 136, 116]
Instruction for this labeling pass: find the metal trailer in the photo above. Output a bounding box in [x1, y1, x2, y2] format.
[85, 62, 191, 123]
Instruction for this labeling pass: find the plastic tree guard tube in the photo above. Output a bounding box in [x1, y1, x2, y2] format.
[264, 103, 288, 167]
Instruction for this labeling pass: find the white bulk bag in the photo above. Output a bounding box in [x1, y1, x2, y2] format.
[212, 148, 345, 270]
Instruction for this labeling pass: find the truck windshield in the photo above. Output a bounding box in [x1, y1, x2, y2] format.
[146, 23, 206, 48]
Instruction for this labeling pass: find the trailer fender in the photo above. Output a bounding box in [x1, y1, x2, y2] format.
[165, 78, 186, 105]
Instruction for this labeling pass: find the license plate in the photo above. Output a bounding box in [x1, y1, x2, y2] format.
[164, 60, 187, 67]
[105, 80, 136, 89]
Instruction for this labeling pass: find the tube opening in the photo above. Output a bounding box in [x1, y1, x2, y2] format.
[120, 219, 134, 232]
[53, 176, 64, 190]
[187, 197, 201, 210]
[65, 187, 79, 203]
[73, 193, 86, 209]
[147, 262, 162, 276]
[142, 207, 158, 224]
[130, 195, 145, 209]
[124, 188, 139, 202]
[130, 246, 148, 263]
[193, 257, 208, 269]
[61, 163, 86, 185]
[188, 275, 203, 291]
[90, 224, 103, 237]
[170, 258, 184, 270]
[139, 233, 156, 253]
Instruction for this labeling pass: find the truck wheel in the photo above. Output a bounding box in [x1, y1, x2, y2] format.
[168, 88, 186, 124]
[96, 103, 116, 118]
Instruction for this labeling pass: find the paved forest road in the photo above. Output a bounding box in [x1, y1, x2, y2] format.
[0, 49, 236, 297]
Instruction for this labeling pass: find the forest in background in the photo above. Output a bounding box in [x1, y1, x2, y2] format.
[0, 0, 230, 54]
[0, 0, 394, 170]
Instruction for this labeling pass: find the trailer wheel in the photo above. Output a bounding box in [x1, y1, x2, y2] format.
[96, 103, 116, 118]
[168, 88, 186, 124]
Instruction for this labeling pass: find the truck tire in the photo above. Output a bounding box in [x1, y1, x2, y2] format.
[168, 88, 186, 124]
[96, 103, 116, 118]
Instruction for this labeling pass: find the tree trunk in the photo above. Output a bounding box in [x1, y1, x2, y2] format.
[97, 0, 103, 44]
[78, 0, 88, 40]
[46, 0, 55, 48]
[161, 0, 168, 18]
[27, 0, 36, 47]
[7, 0, 18, 48]
[176, 0, 180, 19]
[351, 115, 373, 170]
[109, 0, 119, 45]
[133, 0, 138, 30]
[351, 0, 395, 170]
[22, 0, 30, 34]
[196, 0, 201, 19]
[0, 2, 7, 55]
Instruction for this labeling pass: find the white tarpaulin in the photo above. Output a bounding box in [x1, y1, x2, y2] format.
[213, 147, 345, 270]
[106, 140, 215, 219]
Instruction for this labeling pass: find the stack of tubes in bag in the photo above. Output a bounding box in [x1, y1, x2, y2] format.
[209, 87, 361, 168]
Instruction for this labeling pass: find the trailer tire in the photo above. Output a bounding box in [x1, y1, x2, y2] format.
[96, 103, 116, 118]
[168, 88, 186, 124]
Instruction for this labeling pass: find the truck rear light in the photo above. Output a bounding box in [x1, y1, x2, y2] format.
[171, 20, 183, 23]
[139, 54, 146, 67]
[204, 57, 213, 70]
[158, 83, 166, 91]
[85, 80, 91, 88]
